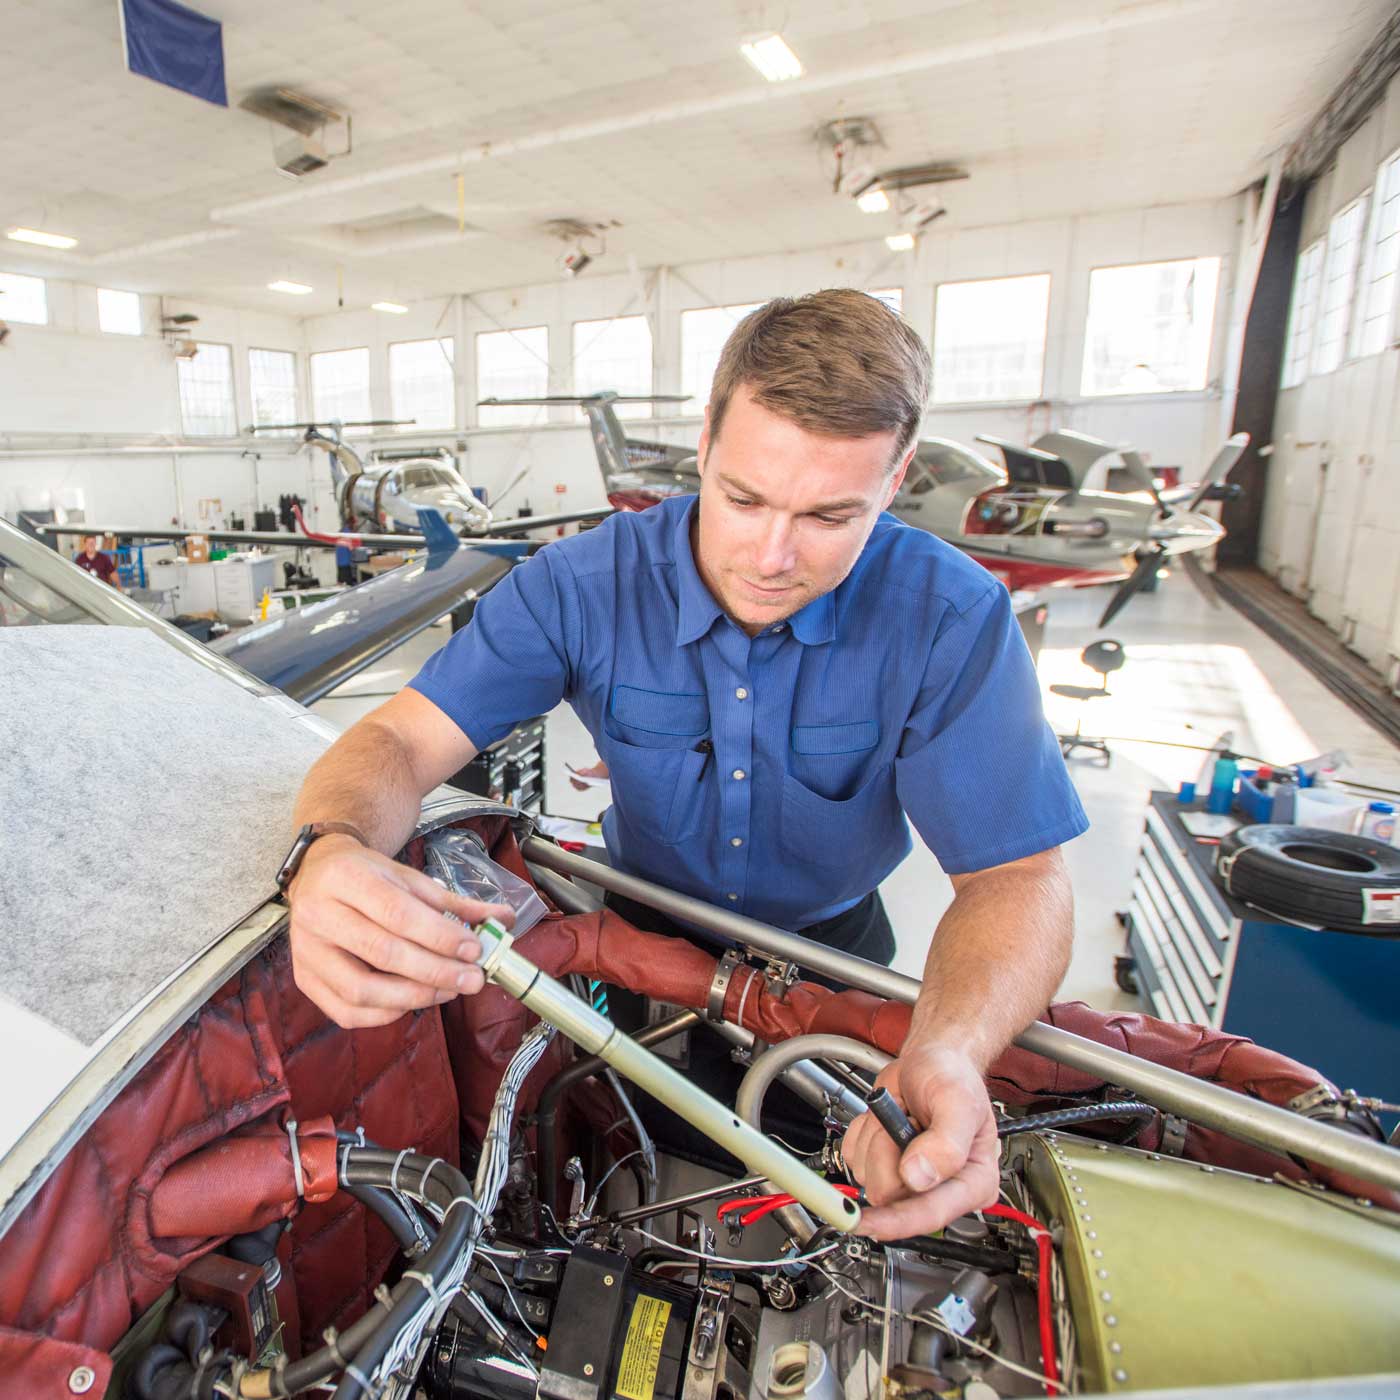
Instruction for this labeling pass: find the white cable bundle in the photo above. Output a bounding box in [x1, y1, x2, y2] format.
[374, 1023, 557, 1398]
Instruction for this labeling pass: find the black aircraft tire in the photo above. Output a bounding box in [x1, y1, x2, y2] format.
[1216, 824, 1400, 935]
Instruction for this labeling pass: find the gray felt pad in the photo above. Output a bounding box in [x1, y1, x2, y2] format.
[0, 627, 330, 1044]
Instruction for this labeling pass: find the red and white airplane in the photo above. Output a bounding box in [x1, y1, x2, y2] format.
[480, 392, 1245, 627]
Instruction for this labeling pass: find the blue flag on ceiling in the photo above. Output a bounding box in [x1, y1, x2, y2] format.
[120, 0, 228, 107]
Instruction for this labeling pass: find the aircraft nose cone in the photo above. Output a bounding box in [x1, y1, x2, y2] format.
[1159, 509, 1225, 554]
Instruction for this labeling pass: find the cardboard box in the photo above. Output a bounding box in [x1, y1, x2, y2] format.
[187, 535, 211, 563]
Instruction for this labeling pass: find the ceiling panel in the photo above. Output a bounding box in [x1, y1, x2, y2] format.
[0, 0, 1391, 311]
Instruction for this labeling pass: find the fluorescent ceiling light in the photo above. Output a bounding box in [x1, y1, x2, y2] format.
[7, 227, 78, 250]
[885, 233, 916, 252]
[856, 187, 890, 214]
[740, 33, 804, 82]
[268, 279, 313, 295]
[372, 301, 409, 314]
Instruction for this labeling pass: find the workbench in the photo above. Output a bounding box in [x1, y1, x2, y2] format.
[1120, 791, 1399, 1122]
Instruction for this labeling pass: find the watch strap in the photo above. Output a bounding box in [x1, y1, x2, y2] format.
[277, 821, 367, 892]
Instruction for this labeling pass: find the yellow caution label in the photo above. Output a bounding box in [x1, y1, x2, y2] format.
[614, 1294, 672, 1400]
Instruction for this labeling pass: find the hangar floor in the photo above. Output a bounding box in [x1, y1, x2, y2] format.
[310, 569, 1400, 1013]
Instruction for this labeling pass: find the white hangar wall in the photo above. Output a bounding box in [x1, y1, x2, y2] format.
[302, 196, 1244, 517]
[0, 196, 1242, 539]
[0, 287, 333, 531]
[1260, 69, 1400, 688]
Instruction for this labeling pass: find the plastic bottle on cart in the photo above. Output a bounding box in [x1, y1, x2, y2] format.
[1207, 756, 1238, 815]
[1359, 801, 1396, 844]
[1270, 778, 1298, 823]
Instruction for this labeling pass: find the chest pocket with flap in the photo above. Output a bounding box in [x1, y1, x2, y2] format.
[601, 684, 710, 845]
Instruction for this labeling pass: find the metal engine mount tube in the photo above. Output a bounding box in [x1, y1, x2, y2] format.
[736, 1035, 894, 1131]
[467, 916, 862, 1233]
[733, 1034, 892, 1244]
[520, 839, 1400, 1195]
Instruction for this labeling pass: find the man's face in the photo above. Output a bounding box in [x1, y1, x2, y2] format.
[81, 537, 97, 558]
[693, 385, 911, 635]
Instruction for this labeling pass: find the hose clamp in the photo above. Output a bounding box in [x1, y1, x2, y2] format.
[707, 949, 743, 1023]
[285, 1119, 305, 1198]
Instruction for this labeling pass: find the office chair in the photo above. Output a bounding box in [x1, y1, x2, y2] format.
[1052, 639, 1125, 763]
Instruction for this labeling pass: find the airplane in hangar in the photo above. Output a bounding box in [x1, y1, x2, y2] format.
[248, 418, 613, 538]
[480, 391, 1247, 628]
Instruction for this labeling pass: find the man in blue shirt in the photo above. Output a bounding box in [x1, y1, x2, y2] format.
[286, 290, 1087, 1239]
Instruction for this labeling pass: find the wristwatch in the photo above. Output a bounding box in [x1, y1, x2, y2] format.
[276, 821, 367, 893]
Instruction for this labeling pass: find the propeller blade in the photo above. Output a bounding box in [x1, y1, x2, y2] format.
[1180, 549, 1222, 609]
[1099, 547, 1164, 628]
[1121, 449, 1168, 517]
[1185, 432, 1249, 513]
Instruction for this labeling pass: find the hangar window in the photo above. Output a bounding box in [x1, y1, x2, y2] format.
[390, 337, 455, 431]
[932, 273, 1050, 404]
[97, 288, 142, 335]
[1354, 158, 1400, 358]
[1081, 257, 1220, 396]
[311, 347, 371, 432]
[1313, 195, 1369, 375]
[0, 271, 48, 325]
[476, 326, 549, 426]
[249, 349, 298, 436]
[680, 304, 763, 407]
[1281, 240, 1325, 388]
[573, 315, 653, 419]
[176, 342, 237, 436]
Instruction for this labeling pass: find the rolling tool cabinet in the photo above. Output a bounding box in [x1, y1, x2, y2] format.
[1120, 791, 1400, 1121]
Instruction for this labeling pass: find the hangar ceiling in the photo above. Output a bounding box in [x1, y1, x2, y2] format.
[0, 0, 1391, 313]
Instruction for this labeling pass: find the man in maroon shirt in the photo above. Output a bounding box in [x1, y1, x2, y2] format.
[73, 534, 122, 592]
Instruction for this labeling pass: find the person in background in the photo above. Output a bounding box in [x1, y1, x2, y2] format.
[74, 534, 122, 592]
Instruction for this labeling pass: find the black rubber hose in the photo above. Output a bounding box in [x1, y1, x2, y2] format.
[996, 1101, 1156, 1137]
[344, 1181, 433, 1254]
[129, 1343, 187, 1400]
[330, 1157, 478, 1400]
[248, 1149, 477, 1398]
[165, 1299, 224, 1362]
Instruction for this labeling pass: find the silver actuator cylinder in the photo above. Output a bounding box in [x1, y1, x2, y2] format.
[469, 917, 861, 1233]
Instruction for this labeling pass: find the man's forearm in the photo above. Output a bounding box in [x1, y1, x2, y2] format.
[292, 718, 429, 854]
[907, 848, 1073, 1071]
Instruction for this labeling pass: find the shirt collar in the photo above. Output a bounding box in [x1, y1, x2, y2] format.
[672, 498, 836, 648]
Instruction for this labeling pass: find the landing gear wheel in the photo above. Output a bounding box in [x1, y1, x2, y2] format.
[1114, 955, 1139, 995]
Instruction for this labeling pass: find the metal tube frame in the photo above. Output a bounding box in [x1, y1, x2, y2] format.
[521, 837, 1400, 1196]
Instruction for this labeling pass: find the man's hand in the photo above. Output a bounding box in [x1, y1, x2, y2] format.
[287, 835, 513, 1029]
[841, 1044, 1000, 1240]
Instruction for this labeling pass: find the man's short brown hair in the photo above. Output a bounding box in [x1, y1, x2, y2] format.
[708, 289, 931, 465]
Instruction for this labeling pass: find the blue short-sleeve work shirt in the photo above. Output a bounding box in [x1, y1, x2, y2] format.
[410, 495, 1087, 929]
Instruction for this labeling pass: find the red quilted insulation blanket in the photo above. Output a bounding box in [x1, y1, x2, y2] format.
[0, 819, 1383, 1393]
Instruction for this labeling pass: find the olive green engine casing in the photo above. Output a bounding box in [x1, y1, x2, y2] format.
[1020, 1133, 1400, 1392]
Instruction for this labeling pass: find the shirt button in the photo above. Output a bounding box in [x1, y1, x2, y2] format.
[727, 893, 739, 902]
[735, 687, 748, 700]
[732, 769, 746, 781]
[730, 836, 743, 847]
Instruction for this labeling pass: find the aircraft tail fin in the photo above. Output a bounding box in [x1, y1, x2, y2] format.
[477, 392, 689, 492]
[416, 508, 461, 554]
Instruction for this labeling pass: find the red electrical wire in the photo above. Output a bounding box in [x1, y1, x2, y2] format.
[986, 1203, 1060, 1395]
[716, 1184, 859, 1227]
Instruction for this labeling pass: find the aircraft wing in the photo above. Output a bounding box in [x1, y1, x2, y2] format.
[209, 542, 513, 704]
[487, 506, 613, 535]
[29, 519, 354, 549]
[30, 507, 613, 548]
